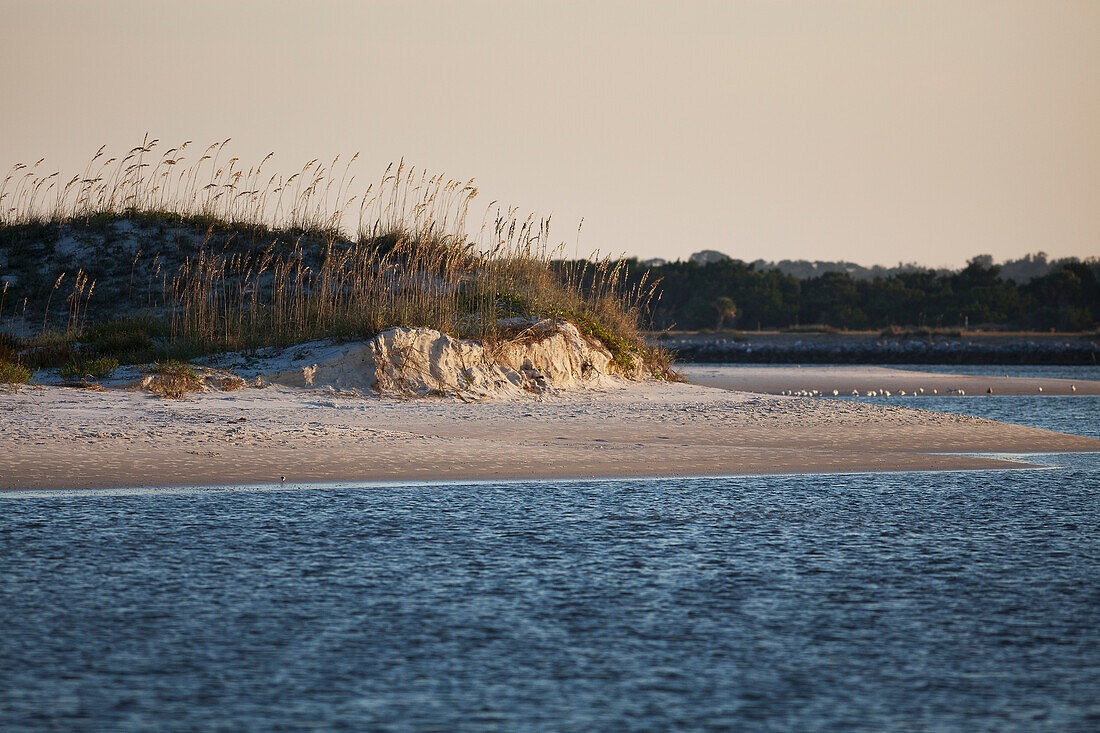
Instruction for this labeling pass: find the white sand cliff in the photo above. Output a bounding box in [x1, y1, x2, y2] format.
[231, 319, 643, 399]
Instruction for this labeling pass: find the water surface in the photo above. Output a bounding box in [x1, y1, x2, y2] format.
[2, 377, 1098, 731]
[3, 462, 1099, 731]
[848, 365, 1100, 439]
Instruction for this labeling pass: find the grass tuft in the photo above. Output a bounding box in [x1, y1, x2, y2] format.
[142, 360, 202, 399]
[0, 358, 31, 384]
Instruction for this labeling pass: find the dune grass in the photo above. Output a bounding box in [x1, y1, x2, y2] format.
[0, 139, 674, 377]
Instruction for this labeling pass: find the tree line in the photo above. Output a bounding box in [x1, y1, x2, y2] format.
[562, 256, 1100, 332]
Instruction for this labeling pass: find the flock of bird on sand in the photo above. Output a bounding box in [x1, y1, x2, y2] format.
[779, 387, 959, 397]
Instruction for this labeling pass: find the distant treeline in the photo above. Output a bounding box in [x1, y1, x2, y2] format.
[562, 256, 1100, 332]
[645, 250, 1085, 284]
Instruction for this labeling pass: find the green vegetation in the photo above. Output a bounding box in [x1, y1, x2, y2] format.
[80, 317, 169, 363]
[606, 257, 1100, 332]
[0, 140, 673, 377]
[59, 356, 119, 381]
[576, 316, 639, 374]
[0, 358, 30, 384]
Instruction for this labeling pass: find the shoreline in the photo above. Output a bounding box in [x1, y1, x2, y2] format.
[0, 459, 1074, 497]
[3, 377, 1098, 491]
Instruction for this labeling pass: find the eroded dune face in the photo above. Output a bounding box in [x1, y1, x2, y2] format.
[265, 320, 638, 399]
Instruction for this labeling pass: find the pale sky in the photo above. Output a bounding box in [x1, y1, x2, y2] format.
[2, 0, 1097, 267]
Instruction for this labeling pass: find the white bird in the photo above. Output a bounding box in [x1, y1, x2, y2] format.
[899, 390, 907, 396]
[932, 389, 938, 395]
[918, 388, 925, 394]
[832, 389, 839, 396]
[1071, 385, 1077, 392]
[851, 389, 859, 396]
[1038, 386, 1043, 393]
[883, 390, 892, 397]
[867, 390, 877, 397]
[958, 389, 966, 396]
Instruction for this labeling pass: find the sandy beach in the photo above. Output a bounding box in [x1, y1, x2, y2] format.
[2, 375, 1098, 491]
[680, 364, 1100, 396]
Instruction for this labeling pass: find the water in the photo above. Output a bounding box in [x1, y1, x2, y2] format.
[836, 365, 1100, 440]
[848, 394, 1100, 440]
[2, 385, 1099, 730]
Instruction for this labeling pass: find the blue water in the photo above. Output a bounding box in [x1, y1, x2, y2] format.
[844, 393, 1100, 441]
[832, 365, 1100, 440]
[2, 385, 1099, 730]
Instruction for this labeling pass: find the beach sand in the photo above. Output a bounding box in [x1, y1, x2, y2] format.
[2, 377, 1097, 490]
[680, 364, 1100, 396]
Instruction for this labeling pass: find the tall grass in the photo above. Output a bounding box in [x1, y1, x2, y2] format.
[1, 136, 474, 239]
[0, 140, 671, 375]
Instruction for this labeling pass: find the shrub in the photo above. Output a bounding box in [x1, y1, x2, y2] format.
[142, 360, 202, 399]
[59, 356, 119, 380]
[0, 359, 31, 384]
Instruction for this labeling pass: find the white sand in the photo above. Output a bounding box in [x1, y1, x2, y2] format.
[2, 376, 1097, 490]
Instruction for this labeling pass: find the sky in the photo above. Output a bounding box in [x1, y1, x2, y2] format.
[2, 0, 1097, 267]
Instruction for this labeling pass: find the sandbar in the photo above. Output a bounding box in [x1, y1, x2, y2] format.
[680, 364, 1100, 396]
[2, 377, 1097, 490]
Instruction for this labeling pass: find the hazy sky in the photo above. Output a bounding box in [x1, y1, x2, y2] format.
[2, 0, 1097, 267]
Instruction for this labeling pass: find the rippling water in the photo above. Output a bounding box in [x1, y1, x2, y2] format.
[837, 365, 1100, 440]
[2, 380, 1099, 731]
[858, 394, 1100, 440]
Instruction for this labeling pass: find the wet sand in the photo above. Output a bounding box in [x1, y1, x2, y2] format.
[680, 364, 1100, 396]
